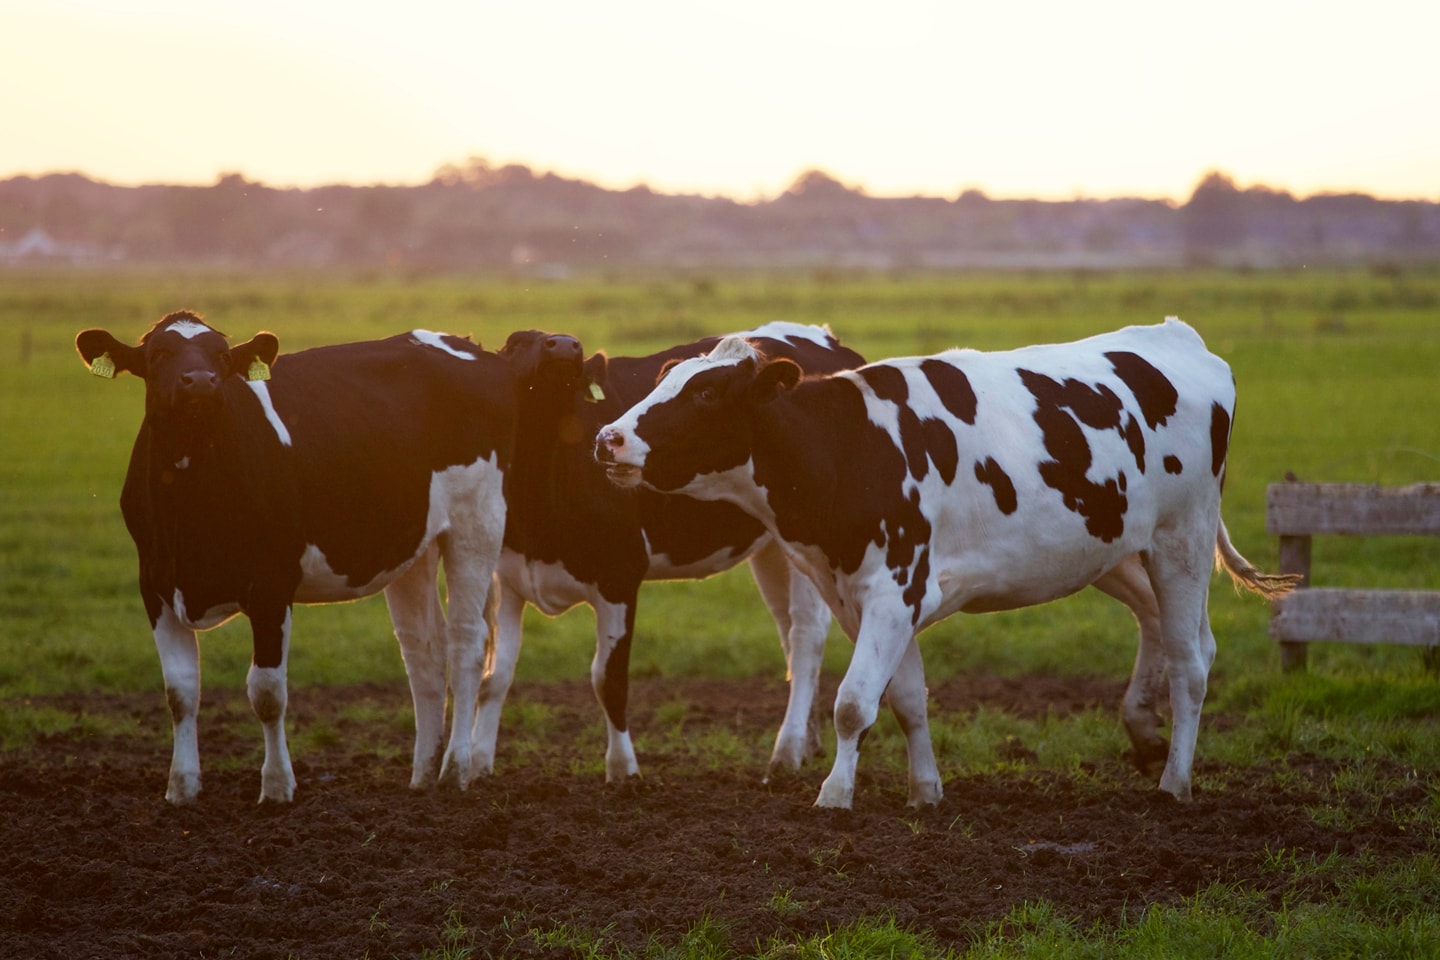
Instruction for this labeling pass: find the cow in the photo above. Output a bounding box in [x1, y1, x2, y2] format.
[474, 322, 865, 782]
[596, 317, 1300, 808]
[75, 311, 515, 804]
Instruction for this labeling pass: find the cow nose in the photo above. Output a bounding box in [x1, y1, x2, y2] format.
[595, 427, 624, 460]
[180, 370, 220, 392]
[543, 335, 581, 361]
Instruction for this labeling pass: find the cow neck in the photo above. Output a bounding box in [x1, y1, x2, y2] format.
[138, 379, 276, 563]
[506, 389, 599, 551]
[747, 378, 845, 543]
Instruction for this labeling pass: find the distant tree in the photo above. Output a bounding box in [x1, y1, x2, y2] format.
[42, 189, 86, 239]
[357, 187, 414, 236]
[783, 169, 864, 200]
[1183, 170, 1247, 261]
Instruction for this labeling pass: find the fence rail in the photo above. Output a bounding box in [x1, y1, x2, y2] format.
[1265, 482, 1440, 672]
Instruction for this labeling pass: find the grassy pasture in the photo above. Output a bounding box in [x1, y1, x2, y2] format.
[3, 268, 1436, 700]
[2, 266, 1438, 957]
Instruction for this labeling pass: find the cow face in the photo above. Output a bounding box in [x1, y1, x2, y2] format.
[500, 330, 586, 395]
[595, 337, 799, 494]
[76, 311, 279, 428]
[500, 329, 597, 447]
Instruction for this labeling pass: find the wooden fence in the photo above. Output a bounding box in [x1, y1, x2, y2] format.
[1265, 481, 1440, 672]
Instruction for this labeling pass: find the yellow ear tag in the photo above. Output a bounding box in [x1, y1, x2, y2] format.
[89, 352, 117, 379]
[586, 381, 605, 402]
[246, 357, 271, 382]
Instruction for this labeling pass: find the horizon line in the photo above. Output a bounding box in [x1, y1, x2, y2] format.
[2, 164, 1436, 207]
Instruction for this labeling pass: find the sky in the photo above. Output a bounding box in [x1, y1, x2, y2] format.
[3, 0, 1439, 203]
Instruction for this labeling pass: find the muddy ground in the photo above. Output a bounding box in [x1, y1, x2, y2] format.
[2, 674, 1432, 959]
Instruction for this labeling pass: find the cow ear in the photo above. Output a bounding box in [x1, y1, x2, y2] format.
[231, 332, 280, 381]
[655, 355, 681, 385]
[750, 358, 800, 404]
[499, 329, 539, 358]
[584, 352, 610, 401]
[75, 329, 143, 379]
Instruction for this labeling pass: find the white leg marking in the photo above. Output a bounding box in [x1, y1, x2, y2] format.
[885, 637, 943, 807]
[592, 601, 639, 781]
[750, 543, 830, 776]
[817, 603, 915, 809]
[1143, 524, 1216, 803]
[384, 545, 448, 789]
[247, 609, 295, 803]
[435, 469, 508, 791]
[472, 583, 527, 775]
[154, 604, 202, 804]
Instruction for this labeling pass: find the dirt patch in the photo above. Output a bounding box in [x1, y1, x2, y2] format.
[1, 675, 1431, 958]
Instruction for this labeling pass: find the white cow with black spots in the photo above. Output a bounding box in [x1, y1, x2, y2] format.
[597, 318, 1299, 808]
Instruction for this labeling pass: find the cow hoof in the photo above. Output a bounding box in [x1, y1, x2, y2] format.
[257, 784, 295, 805]
[1126, 737, 1170, 783]
[907, 779, 944, 808]
[1158, 775, 1193, 803]
[762, 760, 805, 785]
[603, 761, 641, 783]
[165, 773, 201, 805]
[814, 780, 854, 809]
[438, 763, 475, 792]
[766, 742, 810, 777]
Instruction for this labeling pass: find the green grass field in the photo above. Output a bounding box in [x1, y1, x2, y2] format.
[2, 266, 1438, 957]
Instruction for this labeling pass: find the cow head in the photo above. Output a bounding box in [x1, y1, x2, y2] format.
[500, 329, 608, 447]
[595, 336, 799, 494]
[499, 329, 589, 397]
[76, 311, 279, 430]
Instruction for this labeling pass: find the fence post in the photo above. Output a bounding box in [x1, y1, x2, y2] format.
[1277, 533, 1312, 673]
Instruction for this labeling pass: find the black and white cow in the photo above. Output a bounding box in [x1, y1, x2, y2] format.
[76, 312, 515, 804]
[597, 318, 1299, 808]
[476, 322, 864, 781]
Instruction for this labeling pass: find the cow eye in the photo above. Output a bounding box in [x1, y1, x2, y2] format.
[696, 386, 718, 405]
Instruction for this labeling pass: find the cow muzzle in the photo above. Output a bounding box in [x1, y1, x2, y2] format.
[172, 369, 223, 414]
[594, 427, 643, 488]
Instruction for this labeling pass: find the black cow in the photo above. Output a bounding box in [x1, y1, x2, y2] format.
[76, 312, 514, 803]
[474, 322, 865, 780]
[597, 318, 1300, 807]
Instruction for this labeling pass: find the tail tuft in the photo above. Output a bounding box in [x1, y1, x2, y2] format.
[1214, 518, 1305, 600]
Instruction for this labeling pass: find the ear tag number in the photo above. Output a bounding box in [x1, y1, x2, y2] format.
[586, 381, 605, 402]
[246, 357, 271, 382]
[89, 352, 116, 379]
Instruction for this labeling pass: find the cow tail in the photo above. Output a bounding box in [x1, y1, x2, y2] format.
[1214, 517, 1305, 599]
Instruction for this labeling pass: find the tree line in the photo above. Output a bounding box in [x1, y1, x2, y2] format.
[2, 162, 1437, 271]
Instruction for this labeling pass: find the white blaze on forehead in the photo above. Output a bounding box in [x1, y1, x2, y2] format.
[166, 320, 215, 339]
[708, 335, 761, 362]
[246, 381, 293, 446]
[410, 329, 475, 361]
[736, 321, 834, 348]
[607, 334, 758, 443]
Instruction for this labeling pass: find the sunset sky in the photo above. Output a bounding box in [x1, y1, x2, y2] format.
[4, 0, 1438, 202]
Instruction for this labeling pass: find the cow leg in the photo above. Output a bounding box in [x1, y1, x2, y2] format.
[472, 584, 527, 775]
[1141, 527, 1216, 803]
[1091, 554, 1169, 781]
[816, 605, 914, 809]
[154, 604, 202, 804]
[436, 539, 499, 791]
[749, 541, 829, 777]
[592, 599, 640, 781]
[885, 636, 943, 807]
[384, 545, 447, 789]
[247, 606, 295, 804]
